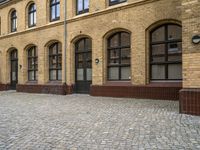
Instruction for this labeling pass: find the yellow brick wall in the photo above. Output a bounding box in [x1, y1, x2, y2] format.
[0, 0, 182, 86]
[182, 0, 200, 88]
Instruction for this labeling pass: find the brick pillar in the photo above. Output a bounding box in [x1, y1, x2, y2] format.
[180, 0, 200, 115]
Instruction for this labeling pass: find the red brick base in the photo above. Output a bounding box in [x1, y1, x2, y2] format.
[179, 89, 200, 116]
[17, 84, 73, 95]
[0, 84, 10, 91]
[90, 82, 182, 101]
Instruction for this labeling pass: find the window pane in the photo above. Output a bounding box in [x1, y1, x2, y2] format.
[121, 67, 131, 80]
[109, 49, 119, 59]
[85, 38, 92, 50]
[151, 26, 165, 42]
[109, 34, 119, 47]
[152, 44, 165, 55]
[168, 42, 182, 54]
[50, 70, 57, 80]
[34, 12, 36, 24]
[51, 6, 56, 19]
[168, 64, 182, 79]
[84, 0, 89, 9]
[121, 48, 130, 64]
[58, 70, 62, 80]
[77, 68, 84, 81]
[49, 56, 57, 68]
[108, 67, 119, 80]
[121, 32, 130, 46]
[77, 39, 84, 51]
[28, 71, 34, 80]
[78, 0, 83, 12]
[86, 68, 92, 81]
[56, 3, 60, 18]
[152, 56, 165, 63]
[151, 65, 165, 80]
[168, 55, 182, 62]
[168, 25, 182, 40]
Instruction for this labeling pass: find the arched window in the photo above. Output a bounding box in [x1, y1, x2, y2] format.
[50, 0, 60, 21]
[11, 10, 17, 32]
[107, 32, 131, 81]
[28, 3, 36, 27]
[150, 24, 182, 80]
[49, 42, 62, 81]
[28, 46, 38, 81]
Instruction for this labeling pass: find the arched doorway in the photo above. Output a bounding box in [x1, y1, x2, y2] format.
[10, 49, 18, 89]
[75, 38, 92, 93]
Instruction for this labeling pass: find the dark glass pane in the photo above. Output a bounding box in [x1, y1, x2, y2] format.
[168, 55, 182, 62]
[108, 67, 119, 80]
[50, 70, 57, 80]
[168, 25, 182, 40]
[168, 64, 182, 79]
[77, 39, 84, 51]
[49, 56, 57, 68]
[121, 32, 130, 46]
[151, 26, 165, 42]
[109, 34, 119, 47]
[152, 44, 165, 55]
[151, 65, 165, 80]
[109, 49, 119, 59]
[121, 48, 130, 64]
[28, 71, 34, 80]
[168, 42, 182, 54]
[121, 67, 131, 80]
[85, 38, 92, 50]
[152, 56, 165, 63]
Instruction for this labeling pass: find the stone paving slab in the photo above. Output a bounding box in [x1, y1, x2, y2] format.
[0, 91, 200, 150]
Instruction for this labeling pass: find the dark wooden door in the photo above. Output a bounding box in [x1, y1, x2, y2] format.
[10, 50, 18, 90]
[75, 38, 92, 93]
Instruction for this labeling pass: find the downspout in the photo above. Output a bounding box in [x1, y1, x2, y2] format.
[64, 0, 67, 85]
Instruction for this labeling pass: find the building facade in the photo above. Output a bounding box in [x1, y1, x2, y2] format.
[0, 0, 199, 115]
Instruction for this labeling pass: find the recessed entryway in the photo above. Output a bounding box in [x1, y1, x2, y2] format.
[75, 38, 92, 93]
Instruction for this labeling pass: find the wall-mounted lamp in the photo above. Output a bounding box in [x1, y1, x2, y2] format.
[192, 35, 200, 44]
[95, 58, 100, 64]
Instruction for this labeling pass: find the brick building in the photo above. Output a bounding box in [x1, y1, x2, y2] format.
[0, 0, 199, 115]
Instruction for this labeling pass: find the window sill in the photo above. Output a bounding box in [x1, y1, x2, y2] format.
[26, 81, 38, 85]
[104, 81, 132, 86]
[47, 81, 62, 85]
[148, 81, 182, 87]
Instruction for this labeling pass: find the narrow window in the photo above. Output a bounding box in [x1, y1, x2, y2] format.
[107, 32, 131, 81]
[150, 24, 182, 80]
[28, 3, 36, 27]
[109, 0, 127, 6]
[76, 0, 89, 15]
[11, 10, 17, 32]
[28, 46, 38, 81]
[50, 0, 60, 21]
[49, 43, 62, 81]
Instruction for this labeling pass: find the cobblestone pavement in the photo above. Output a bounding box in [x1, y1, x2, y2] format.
[0, 91, 200, 150]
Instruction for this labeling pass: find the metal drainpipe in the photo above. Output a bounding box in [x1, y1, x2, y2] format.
[64, 0, 67, 85]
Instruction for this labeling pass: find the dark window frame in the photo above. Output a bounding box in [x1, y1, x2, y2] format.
[150, 23, 182, 81]
[11, 10, 17, 32]
[50, 0, 60, 22]
[76, 0, 89, 15]
[28, 3, 36, 28]
[107, 32, 131, 81]
[49, 42, 62, 81]
[109, 0, 127, 6]
[28, 46, 38, 81]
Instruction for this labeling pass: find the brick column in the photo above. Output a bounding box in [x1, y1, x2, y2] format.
[180, 0, 200, 115]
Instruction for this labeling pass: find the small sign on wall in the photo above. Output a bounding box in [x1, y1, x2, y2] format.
[192, 35, 200, 44]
